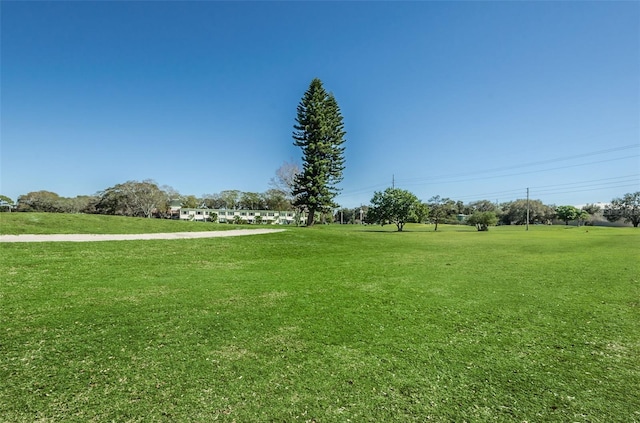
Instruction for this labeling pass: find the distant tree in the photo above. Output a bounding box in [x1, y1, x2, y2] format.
[64, 195, 98, 214]
[576, 209, 590, 227]
[122, 180, 166, 218]
[467, 211, 498, 231]
[219, 190, 241, 209]
[96, 180, 165, 218]
[604, 192, 640, 227]
[202, 193, 224, 209]
[292, 78, 346, 226]
[579, 204, 601, 226]
[150, 185, 181, 218]
[270, 160, 301, 198]
[161, 185, 181, 205]
[366, 188, 421, 232]
[556, 205, 579, 225]
[467, 199, 499, 213]
[500, 199, 555, 225]
[263, 189, 291, 211]
[240, 192, 264, 210]
[428, 195, 456, 231]
[412, 202, 430, 224]
[181, 195, 199, 208]
[96, 187, 127, 216]
[454, 200, 465, 215]
[17, 191, 62, 212]
[582, 203, 601, 216]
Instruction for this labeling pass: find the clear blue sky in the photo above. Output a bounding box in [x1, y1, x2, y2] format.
[2, 1, 638, 208]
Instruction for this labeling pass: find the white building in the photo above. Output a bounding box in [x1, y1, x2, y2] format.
[179, 208, 298, 225]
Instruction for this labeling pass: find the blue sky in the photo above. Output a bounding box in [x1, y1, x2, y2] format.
[2, 1, 638, 208]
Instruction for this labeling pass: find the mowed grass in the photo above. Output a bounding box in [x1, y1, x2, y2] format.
[0, 212, 245, 235]
[1, 217, 639, 422]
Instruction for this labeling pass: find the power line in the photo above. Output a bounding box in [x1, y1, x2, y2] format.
[533, 182, 639, 197]
[397, 144, 639, 186]
[445, 175, 638, 201]
[337, 144, 639, 203]
[529, 174, 638, 190]
[399, 154, 639, 187]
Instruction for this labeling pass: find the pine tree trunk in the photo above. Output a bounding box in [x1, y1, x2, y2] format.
[306, 210, 315, 226]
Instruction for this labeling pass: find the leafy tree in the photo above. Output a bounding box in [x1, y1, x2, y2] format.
[582, 203, 601, 216]
[467, 211, 498, 231]
[96, 180, 165, 218]
[96, 188, 127, 215]
[263, 189, 291, 211]
[604, 192, 640, 227]
[576, 209, 590, 227]
[428, 195, 455, 231]
[121, 180, 166, 218]
[219, 190, 241, 209]
[500, 199, 555, 225]
[149, 185, 180, 218]
[181, 195, 199, 208]
[467, 199, 499, 213]
[412, 202, 430, 224]
[63, 195, 98, 214]
[292, 78, 346, 226]
[366, 188, 421, 232]
[202, 193, 224, 209]
[17, 191, 62, 212]
[556, 205, 579, 225]
[240, 192, 264, 210]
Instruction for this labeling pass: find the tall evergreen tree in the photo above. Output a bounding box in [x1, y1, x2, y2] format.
[292, 78, 346, 226]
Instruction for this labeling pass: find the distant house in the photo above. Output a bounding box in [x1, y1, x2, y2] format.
[179, 208, 298, 225]
[168, 200, 182, 219]
[0, 200, 15, 212]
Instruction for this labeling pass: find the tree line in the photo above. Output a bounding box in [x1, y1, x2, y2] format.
[4, 184, 638, 229]
[8, 181, 296, 218]
[364, 188, 640, 231]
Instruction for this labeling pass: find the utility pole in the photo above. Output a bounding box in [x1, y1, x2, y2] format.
[526, 187, 530, 231]
[392, 174, 395, 189]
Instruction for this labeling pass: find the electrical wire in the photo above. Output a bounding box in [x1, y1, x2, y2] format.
[337, 144, 639, 204]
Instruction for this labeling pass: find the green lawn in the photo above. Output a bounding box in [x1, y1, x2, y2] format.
[1, 215, 639, 422]
[0, 212, 243, 235]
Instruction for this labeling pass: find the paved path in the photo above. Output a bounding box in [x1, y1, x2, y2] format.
[0, 229, 286, 243]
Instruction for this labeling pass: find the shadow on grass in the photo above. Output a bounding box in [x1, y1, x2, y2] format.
[362, 227, 480, 233]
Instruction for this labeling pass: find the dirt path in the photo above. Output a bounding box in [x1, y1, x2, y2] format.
[0, 229, 286, 243]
